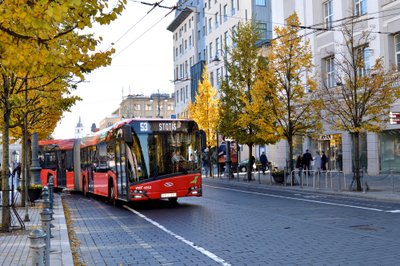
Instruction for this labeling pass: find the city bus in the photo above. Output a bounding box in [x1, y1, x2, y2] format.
[39, 118, 205, 204]
[39, 138, 76, 191]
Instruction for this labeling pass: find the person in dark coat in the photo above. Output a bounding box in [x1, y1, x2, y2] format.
[12, 163, 21, 179]
[302, 149, 313, 176]
[260, 152, 268, 174]
[321, 151, 328, 171]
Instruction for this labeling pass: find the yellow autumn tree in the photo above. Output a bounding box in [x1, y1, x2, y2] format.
[318, 17, 400, 191]
[219, 21, 279, 180]
[0, 0, 125, 231]
[188, 65, 219, 148]
[266, 12, 321, 171]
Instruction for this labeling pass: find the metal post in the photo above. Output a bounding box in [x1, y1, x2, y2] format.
[48, 176, 54, 210]
[41, 208, 52, 266]
[29, 229, 46, 266]
[24, 79, 30, 222]
[30, 132, 42, 184]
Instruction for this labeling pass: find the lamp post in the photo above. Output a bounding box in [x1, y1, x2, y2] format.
[212, 49, 232, 179]
[212, 49, 228, 83]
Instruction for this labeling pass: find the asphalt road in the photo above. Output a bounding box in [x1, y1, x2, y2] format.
[64, 179, 400, 265]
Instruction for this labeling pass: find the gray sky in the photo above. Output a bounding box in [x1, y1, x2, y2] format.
[54, 0, 177, 139]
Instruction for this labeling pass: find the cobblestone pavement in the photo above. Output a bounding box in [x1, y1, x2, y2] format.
[64, 179, 400, 266]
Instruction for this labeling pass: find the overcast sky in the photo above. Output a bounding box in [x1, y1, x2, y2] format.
[53, 0, 177, 139]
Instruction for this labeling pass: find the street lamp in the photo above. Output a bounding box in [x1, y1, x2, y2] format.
[212, 49, 232, 179]
[212, 49, 229, 83]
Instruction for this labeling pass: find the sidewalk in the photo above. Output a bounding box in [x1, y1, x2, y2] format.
[203, 170, 400, 202]
[0, 193, 73, 266]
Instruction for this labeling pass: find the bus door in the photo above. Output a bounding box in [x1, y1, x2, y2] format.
[115, 140, 128, 200]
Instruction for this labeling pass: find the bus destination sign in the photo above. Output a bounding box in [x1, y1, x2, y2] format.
[134, 121, 188, 133]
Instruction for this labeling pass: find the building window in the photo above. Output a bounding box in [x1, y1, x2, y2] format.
[255, 0, 266, 6]
[215, 37, 220, 55]
[325, 57, 335, 88]
[215, 12, 219, 28]
[354, 0, 367, 16]
[258, 23, 267, 40]
[231, 0, 236, 15]
[209, 44, 213, 62]
[210, 72, 214, 87]
[395, 34, 400, 71]
[223, 4, 228, 22]
[324, 0, 333, 29]
[356, 46, 371, 77]
[134, 104, 141, 111]
[145, 104, 152, 111]
[208, 18, 212, 33]
[224, 31, 229, 47]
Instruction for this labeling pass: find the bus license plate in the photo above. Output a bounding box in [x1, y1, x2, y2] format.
[161, 193, 177, 198]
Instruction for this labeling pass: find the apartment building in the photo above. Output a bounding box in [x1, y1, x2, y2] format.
[267, 0, 400, 175]
[167, 0, 272, 117]
[168, 0, 400, 175]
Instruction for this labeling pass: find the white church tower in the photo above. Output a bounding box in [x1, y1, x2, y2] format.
[75, 117, 84, 139]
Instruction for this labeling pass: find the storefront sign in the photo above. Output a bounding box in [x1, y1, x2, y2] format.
[319, 135, 331, 140]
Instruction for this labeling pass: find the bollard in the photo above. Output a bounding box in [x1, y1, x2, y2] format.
[29, 229, 46, 266]
[48, 176, 54, 210]
[41, 208, 52, 266]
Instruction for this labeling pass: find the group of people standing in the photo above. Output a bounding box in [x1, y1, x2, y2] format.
[296, 149, 329, 174]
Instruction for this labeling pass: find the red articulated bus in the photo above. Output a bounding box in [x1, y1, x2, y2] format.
[39, 138, 76, 191]
[39, 118, 205, 204]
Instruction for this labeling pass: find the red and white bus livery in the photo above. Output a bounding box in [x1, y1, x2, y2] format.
[39, 118, 205, 204]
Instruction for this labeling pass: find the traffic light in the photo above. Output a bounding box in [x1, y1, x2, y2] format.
[389, 112, 400, 124]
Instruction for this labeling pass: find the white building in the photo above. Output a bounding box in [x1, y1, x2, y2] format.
[266, 0, 400, 175]
[167, 0, 272, 118]
[168, 0, 400, 175]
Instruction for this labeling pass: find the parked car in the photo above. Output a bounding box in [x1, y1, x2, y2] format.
[237, 159, 262, 172]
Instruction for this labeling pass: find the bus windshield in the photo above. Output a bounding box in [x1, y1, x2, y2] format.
[130, 131, 201, 181]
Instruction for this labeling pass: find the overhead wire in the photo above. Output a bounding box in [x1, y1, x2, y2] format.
[113, 0, 188, 58]
[111, 1, 400, 58]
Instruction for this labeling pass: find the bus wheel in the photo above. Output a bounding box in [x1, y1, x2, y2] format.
[109, 186, 116, 206]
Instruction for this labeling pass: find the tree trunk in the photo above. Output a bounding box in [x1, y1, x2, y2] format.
[20, 125, 28, 207]
[353, 132, 362, 191]
[247, 143, 253, 181]
[288, 137, 294, 172]
[1, 78, 11, 231]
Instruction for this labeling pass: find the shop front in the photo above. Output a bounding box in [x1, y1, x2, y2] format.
[310, 134, 343, 171]
[379, 129, 400, 173]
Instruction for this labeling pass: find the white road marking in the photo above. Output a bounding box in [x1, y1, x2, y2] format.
[386, 210, 400, 213]
[123, 205, 231, 266]
[205, 185, 390, 212]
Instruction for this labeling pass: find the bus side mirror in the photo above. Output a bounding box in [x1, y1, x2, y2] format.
[123, 125, 133, 145]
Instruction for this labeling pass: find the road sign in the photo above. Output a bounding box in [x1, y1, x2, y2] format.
[389, 112, 400, 124]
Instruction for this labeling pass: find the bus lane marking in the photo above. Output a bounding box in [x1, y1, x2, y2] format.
[123, 205, 231, 266]
[205, 185, 391, 213]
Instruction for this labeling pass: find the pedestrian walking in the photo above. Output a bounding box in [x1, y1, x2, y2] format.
[314, 151, 322, 174]
[259, 152, 268, 174]
[202, 148, 210, 176]
[321, 151, 328, 171]
[302, 149, 313, 176]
